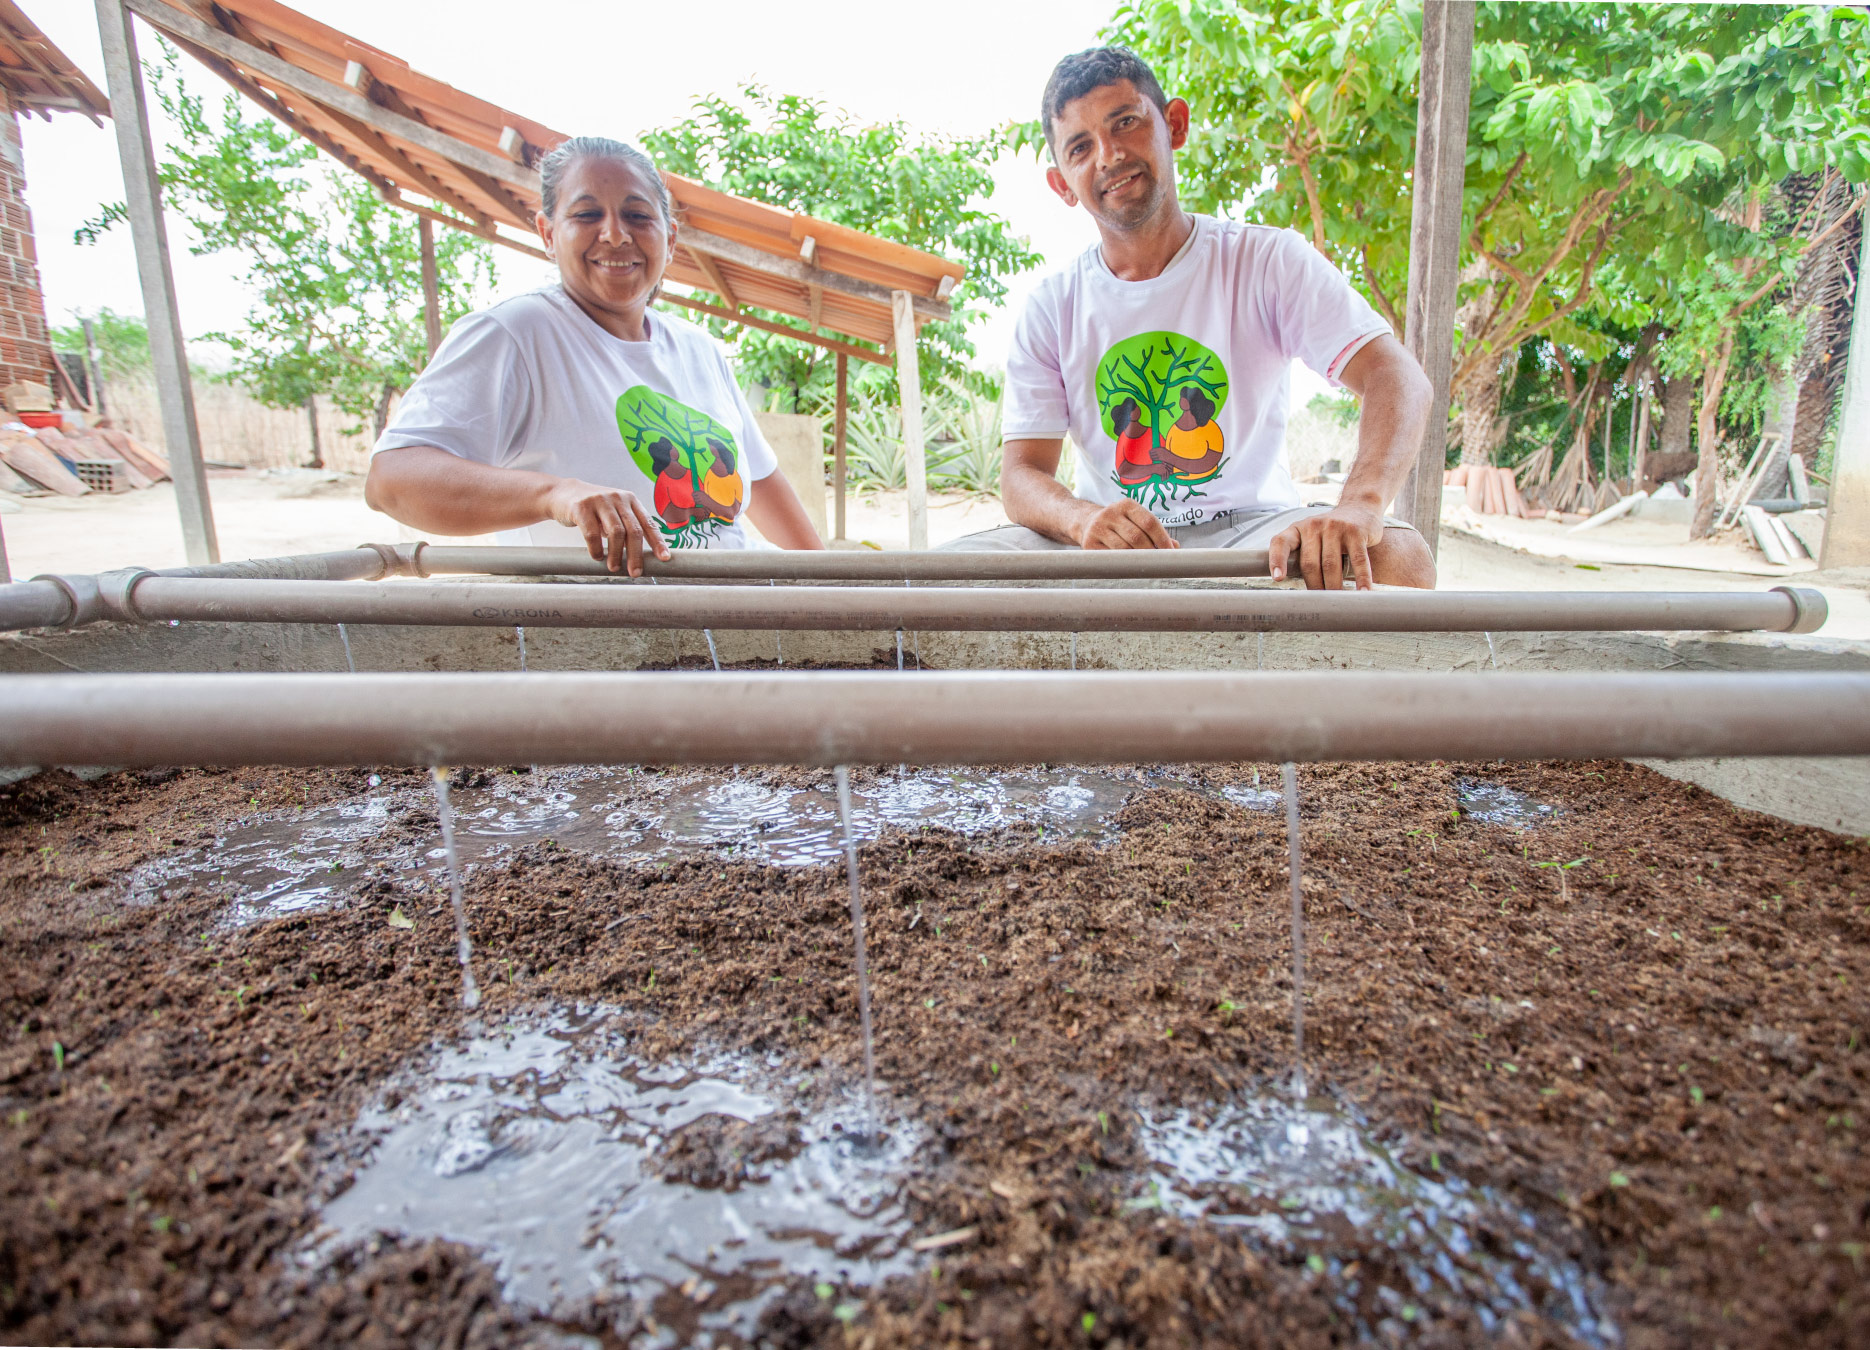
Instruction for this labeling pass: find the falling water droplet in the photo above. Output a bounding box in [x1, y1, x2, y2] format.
[704, 629, 721, 671]
[1283, 761, 1305, 1101]
[516, 626, 528, 672]
[833, 765, 879, 1146]
[429, 767, 481, 1011]
[336, 624, 355, 674]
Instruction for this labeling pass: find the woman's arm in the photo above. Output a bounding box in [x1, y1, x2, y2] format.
[744, 468, 826, 549]
[365, 445, 672, 576]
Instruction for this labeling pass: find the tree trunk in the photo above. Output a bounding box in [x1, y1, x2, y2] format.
[1690, 336, 1735, 539]
[1659, 373, 1692, 460]
[304, 393, 324, 470]
[1790, 370, 1834, 470]
[1752, 361, 1801, 501]
[373, 383, 397, 441]
[1455, 350, 1509, 466]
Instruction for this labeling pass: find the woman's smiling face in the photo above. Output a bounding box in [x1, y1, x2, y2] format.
[537, 156, 674, 335]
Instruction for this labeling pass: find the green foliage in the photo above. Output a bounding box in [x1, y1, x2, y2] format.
[48, 309, 152, 378]
[643, 86, 1041, 403]
[1092, 0, 1870, 468]
[76, 42, 495, 429]
[822, 383, 1008, 497]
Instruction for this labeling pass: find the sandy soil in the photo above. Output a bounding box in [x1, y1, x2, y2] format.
[2, 756, 1868, 1347]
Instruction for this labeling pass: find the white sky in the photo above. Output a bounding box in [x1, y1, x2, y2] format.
[23, 0, 1326, 398]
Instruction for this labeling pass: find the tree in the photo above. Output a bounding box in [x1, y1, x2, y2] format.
[78, 41, 495, 435]
[49, 309, 153, 380]
[1097, 0, 1870, 477]
[642, 86, 1041, 406]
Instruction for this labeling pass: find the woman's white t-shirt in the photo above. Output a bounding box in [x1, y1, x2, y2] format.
[374, 285, 778, 549]
[1003, 216, 1391, 528]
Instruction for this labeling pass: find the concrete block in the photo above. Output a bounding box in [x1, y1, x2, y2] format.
[753, 411, 828, 544]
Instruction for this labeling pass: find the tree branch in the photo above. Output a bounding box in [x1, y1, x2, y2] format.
[1467, 151, 1529, 254]
[1362, 246, 1402, 336]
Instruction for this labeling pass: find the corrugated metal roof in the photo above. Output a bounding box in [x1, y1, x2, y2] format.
[128, 0, 962, 353]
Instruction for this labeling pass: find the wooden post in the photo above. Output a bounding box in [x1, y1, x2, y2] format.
[419, 216, 442, 359]
[1821, 211, 1870, 569]
[1395, 0, 1475, 558]
[892, 289, 928, 550]
[94, 0, 219, 564]
[833, 352, 848, 543]
[1633, 390, 1651, 487]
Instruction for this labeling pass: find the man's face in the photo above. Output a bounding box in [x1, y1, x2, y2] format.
[1045, 80, 1190, 232]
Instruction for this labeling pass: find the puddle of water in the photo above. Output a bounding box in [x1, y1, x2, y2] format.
[1139, 1095, 1616, 1346]
[132, 767, 1141, 928]
[1455, 779, 1558, 828]
[314, 1006, 918, 1342]
[1220, 783, 1283, 812]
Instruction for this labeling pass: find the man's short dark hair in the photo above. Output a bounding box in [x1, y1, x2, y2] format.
[1040, 47, 1170, 156]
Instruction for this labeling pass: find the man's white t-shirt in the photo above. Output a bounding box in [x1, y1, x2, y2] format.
[375, 285, 778, 549]
[1003, 215, 1390, 528]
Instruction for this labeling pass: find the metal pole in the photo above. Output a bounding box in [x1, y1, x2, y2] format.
[53, 577, 1825, 637]
[892, 289, 928, 550]
[1396, 0, 1476, 556]
[94, 0, 219, 565]
[833, 352, 848, 543]
[419, 216, 442, 359]
[2, 671, 1866, 769]
[1821, 201, 1870, 569]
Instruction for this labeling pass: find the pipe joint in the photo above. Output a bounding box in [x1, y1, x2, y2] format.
[27, 573, 103, 628]
[1770, 586, 1829, 635]
[97, 568, 159, 624]
[356, 542, 406, 579]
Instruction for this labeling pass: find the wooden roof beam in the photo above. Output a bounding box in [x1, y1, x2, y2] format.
[661, 291, 890, 366]
[123, 0, 540, 194]
[681, 225, 950, 324]
[683, 246, 738, 310]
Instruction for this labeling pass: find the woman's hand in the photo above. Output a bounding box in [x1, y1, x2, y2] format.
[544, 477, 671, 576]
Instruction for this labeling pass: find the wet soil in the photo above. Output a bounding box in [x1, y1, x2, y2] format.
[2, 756, 1868, 1347]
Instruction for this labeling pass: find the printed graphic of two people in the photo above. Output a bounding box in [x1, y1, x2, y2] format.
[650, 438, 742, 528]
[1112, 384, 1223, 486]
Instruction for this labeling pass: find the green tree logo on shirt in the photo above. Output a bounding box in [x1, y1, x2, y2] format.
[1093, 331, 1230, 512]
[615, 385, 745, 547]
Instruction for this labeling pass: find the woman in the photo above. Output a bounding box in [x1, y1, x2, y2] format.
[1160, 386, 1224, 482]
[1110, 397, 1158, 485]
[366, 136, 823, 575]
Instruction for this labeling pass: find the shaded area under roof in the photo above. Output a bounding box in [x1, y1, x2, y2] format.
[0, 1, 110, 122]
[124, 0, 962, 358]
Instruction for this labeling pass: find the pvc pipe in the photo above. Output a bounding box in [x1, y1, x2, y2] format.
[94, 577, 1828, 634]
[414, 545, 1275, 582]
[1, 671, 1865, 767]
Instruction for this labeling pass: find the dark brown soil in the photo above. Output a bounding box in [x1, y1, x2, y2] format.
[2, 757, 1868, 1348]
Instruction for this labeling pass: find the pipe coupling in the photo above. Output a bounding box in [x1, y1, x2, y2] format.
[27, 573, 104, 628]
[97, 568, 159, 624]
[1770, 586, 1829, 635]
[357, 541, 431, 578]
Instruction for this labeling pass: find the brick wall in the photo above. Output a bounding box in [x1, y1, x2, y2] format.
[0, 88, 54, 396]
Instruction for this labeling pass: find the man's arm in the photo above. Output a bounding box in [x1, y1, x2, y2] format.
[1265, 334, 1432, 588]
[1002, 438, 1177, 549]
[365, 445, 671, 576]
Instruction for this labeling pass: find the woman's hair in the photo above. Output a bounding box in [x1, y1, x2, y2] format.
[538, 136, 672, 224]
[1110, 397, 1138, 434]
[1181, 388, 1215, 424]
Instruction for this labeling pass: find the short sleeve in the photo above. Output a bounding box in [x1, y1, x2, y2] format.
[374, 310, 533, 465]
[1260, 230, 1393, 387]
[1002, 285, 1070, 440]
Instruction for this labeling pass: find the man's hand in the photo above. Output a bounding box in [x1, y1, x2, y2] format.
[1267, 500, 1386, 589]
[1079, 499, 1179, 550]
[545, 478, 670, 576]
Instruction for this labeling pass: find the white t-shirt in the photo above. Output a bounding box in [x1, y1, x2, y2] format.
[1004, 215, 1390, 527]
[375, 285, 778, 549]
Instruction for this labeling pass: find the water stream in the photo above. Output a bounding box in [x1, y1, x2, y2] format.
[336, 623, 356, 674]
[516, 626, 529, 672]
[833, 767, 879, 1145]
[703, 630, 722, 671]
[429, 767, 481, 1011]
[1283, 762, 1304, 1099]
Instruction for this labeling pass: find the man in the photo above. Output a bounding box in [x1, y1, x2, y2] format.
[953, 47, 1436, 590]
